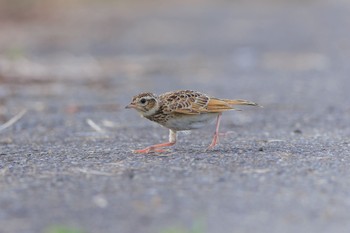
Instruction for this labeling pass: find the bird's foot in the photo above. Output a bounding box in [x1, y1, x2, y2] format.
[132, 141, 175, 154]
[132, 147, 168, 154]
[205, 134, 219, 151]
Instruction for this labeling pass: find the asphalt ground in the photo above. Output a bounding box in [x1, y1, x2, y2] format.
[1, 0, 350, 232]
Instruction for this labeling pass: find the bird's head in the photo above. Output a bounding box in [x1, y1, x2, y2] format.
[125, 92, 160, 117]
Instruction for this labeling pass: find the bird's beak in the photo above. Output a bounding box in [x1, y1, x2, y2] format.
[125, 103, 136, 109]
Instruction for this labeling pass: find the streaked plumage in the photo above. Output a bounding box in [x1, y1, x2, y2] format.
[126, 90, 259, 154]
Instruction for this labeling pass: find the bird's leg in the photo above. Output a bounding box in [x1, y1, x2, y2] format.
[133, 129, 177, 154]
[206, 113, 222, 150]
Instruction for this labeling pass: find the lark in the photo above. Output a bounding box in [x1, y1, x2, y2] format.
[125, 90, 259, 153]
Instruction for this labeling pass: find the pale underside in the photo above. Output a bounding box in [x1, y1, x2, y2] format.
[164, 112, 219, 131]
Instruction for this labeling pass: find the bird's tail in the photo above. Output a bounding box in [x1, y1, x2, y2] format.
[206, 98, 260, 112]
[222, 99, 260, 107]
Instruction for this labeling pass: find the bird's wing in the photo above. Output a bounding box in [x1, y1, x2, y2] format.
[159, 90, 212, 115]
[160, 90, 238, 114]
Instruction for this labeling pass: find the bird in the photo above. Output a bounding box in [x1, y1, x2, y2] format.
[125, 90, 259, 154]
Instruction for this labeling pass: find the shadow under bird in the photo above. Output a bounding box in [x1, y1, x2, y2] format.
[125, 90, 259, 154]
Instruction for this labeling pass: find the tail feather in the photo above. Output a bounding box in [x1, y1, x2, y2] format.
[206, 98, 260, 113]
[222, 99, 259, 107]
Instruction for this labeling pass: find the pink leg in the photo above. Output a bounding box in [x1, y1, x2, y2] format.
[133, 141, 176, 154]
[206, 113, 222, 150]
[133, 129, 177, 154]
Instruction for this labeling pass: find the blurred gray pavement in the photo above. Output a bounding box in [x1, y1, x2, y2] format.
[1, 0, 350, 232]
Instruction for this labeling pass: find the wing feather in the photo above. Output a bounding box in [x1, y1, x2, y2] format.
[159, 90, 257, 115]
[159, 90, 210, 115]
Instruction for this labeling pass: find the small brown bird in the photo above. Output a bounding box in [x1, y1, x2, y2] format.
[125, 90, 259, 153]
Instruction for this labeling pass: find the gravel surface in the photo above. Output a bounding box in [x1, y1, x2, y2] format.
[1, 0, 350, 233]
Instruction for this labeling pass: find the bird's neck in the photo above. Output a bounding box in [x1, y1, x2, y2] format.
[142, 103, 160, 117]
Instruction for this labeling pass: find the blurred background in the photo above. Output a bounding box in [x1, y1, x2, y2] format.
[1, 0, 349, 110]
[1, 0, 350, 233]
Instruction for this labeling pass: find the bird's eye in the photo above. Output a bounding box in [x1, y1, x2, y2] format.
[140, 98, 147, 104]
